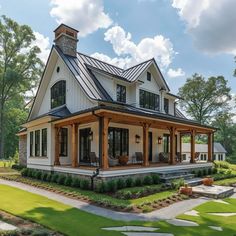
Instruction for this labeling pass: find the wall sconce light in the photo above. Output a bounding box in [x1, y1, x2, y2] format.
[135, 134, 141, 143]
[157, 136, 163, 144]
[89, 131, 93, 141]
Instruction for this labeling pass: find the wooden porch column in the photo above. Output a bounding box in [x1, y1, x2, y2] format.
[100, 116, 110, 170]
[54, 127, 60, 166]
[208, 132, 213, 162]
[143, 123, 149, 166]
[179, 134, 182, 162]
[71, 123, 79, 167]
[190, 130, 196, 163]
[169, 127, 176, 165]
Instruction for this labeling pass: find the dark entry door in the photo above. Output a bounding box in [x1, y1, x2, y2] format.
[148, 132, 153, 162]
[79, 128, 91, 164]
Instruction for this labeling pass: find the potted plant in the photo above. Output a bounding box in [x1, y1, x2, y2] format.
[202, 176, 214, 186]
[179, 184, 192, 196]
[118, 155, 129, 165]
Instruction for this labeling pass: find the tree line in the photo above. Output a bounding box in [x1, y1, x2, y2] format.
[0, 16, 235, 161]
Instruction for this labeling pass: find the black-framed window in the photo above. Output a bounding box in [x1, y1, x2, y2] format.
[163, 134, 177, 153]
[60, 128, 68, 156]
[147, 71, 151, 81]
[35, 130, 40, 156]
[51, 80, 66, 109]
[30, 132, 34, 156]
[108, 127, 129, 157]
[42, 128, 47, 156]
[164, 98, 169, 114]
[139, 90, 160, 111]
[116, 84, 126, 103]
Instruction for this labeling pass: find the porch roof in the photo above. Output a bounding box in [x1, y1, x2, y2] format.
[51, 104, 216, 133]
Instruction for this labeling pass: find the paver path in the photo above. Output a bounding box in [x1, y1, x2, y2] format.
[0, 179, 209, 221]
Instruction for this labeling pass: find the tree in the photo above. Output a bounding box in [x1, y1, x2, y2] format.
[178, 74, 232, 124]
[0, 16, 43, 158]
[211, 111, 236, 156]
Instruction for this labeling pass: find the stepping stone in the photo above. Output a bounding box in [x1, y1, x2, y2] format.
[209, 226, 223, 231]
[166, 219, 199, 226]
[122, 233, 173, 236]
[184, 210, 199, 216]
[212, 199, 229, 204]
[208, 213, 236, 216]
[0, 220, 17, 231]
[102, 226, 159, 232]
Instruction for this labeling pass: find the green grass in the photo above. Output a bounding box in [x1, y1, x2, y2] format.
[215, 177, 236, 186]
[0, 184, 235, 236]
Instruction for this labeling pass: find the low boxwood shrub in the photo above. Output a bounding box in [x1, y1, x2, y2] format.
[57, 174, 66, 185]
[71, 177, 80, 188]
[117, 178, 126, 189]
[80, 179, 90, 190]
[143, 175, 153, 185]
[151, 173, 160, 184]
[197, 169, 203, 177]
[126, 177, 134, 187]
[212, 168, 218, 174]
[46, 173, 52, 182]
[106, 180, 117, 193]
[11, 164, 24, 170]
[51, 174, 59, 183]
[64, 175, 72, 186]
[35, 171, 42, 180]
[134, 177, 143, 186]
[95, 181, 107, 193]
[41, 172, 48, 181]
[208, 168, 212, 175]
[21, 168, 28, 177]
[202, 169, 207, 176]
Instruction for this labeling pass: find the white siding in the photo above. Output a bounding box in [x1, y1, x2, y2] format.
[38, 56, 96, 116]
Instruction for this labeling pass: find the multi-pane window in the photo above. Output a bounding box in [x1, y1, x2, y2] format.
[163, 134, 169, 153]
[41, 128, 47, 156]
[35, 130, 40, 156]
[139, 90, 160, 111]
[51, 80, 66, 109]
[108, 127, 129, 157]
[116, 84, 126, 103]
[30, 132, 34, 156]
[164, 98, 169, 114]
[60, 128, 68, 156]
[147, 72, 151, 81]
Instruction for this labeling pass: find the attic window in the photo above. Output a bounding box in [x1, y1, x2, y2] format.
[147, 72, 151, 81]
[56, 66, 60, 73]
[51, 80, 66, 109]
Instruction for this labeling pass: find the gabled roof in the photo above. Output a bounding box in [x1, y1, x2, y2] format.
[182, 143, 227, 153]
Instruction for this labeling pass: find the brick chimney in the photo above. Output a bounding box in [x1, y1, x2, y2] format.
[54, 24, 79, 57]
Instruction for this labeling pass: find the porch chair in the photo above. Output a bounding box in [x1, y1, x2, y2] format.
[176, 152, 182, 163]
[108, 156, 119, 167]
[159, 152, 169, 163]
[195, 152, 200, 162]
[89, 152, 99, 167]
[135, 152, 143, 164]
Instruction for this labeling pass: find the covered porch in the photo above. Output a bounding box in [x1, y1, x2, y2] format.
[52, 106, 215, 172]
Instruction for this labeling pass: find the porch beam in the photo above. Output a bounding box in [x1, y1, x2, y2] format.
[169, 127, 176, 165]
[54, 127, 60, 166]
[142, 123, 149, 166]
[190, 129, 196, 163]
[100, 116, 110, 170]
[208, 132, 213, 162]
[71, 123, 79, 167]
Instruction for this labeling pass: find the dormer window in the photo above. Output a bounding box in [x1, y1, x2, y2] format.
[116, 84, 126, 103]
[51, 80, 66, 109]
[147, 72, 151, 81]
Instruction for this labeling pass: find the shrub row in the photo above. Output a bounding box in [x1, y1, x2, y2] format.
[95, 173, 161, 193]
[192, 168, 217, 177]
[21, 168, 90, 190]
[214, 161, 230, 169]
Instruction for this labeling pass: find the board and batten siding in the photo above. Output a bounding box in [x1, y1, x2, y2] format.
[38, 56, 96, 116]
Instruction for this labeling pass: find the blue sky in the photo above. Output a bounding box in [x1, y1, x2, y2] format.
[0, 0, 235, 94]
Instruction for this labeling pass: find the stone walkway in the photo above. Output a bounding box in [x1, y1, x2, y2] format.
[0, 179, 209, 221]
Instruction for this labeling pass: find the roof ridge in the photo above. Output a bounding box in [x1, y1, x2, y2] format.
[122, 58, 153, 72]
[77, 51, 124, 72]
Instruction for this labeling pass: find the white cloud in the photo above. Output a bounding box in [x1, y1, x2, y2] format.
[50, 0, 112, 37]
[92, 26, 175, 69]
[167, 68, 185, 78]
[33, 32, 50, 64]
[172, 0, 236, 55]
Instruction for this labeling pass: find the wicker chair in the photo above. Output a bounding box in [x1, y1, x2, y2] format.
[159, 152, 169, 163]
[108, 156, 119, 167]
[135, 152, 143, 163]
[89, 152, 99, 166]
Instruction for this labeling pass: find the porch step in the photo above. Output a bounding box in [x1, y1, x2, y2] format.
[160, 173, 195, 183]
[185, 178, 203, 187]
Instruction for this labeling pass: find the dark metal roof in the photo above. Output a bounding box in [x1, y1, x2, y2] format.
[48, 105, 71, 117]
[175, 108, 186, 119]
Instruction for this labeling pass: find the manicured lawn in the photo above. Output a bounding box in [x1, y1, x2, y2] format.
[1, 184, 236, 235]
[215, 177, 236, 186]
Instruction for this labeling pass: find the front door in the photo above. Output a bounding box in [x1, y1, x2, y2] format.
[79, 128, 91, 164]
[148, 132, 152, 162]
